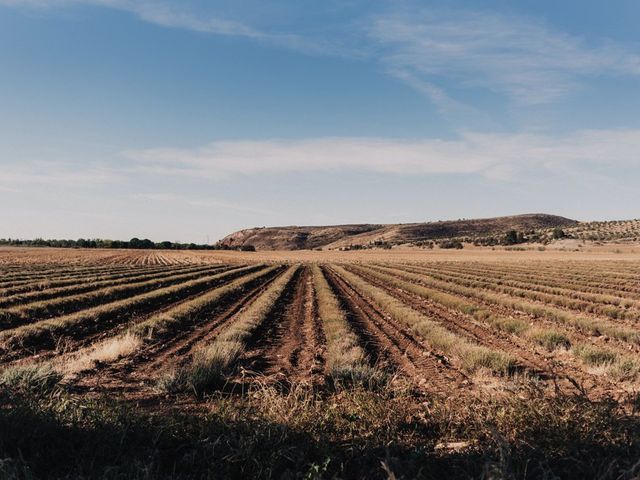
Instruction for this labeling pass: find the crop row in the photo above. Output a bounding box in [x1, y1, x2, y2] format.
[312, 265, 371, 382]
[373, 264, 640, 345]
[0, 264, 264, 355]
[421, 262, 640, 300]
[0, 264, 182, 297]
[440, 261, 640, 292]
[0, 264, 221, 309]
[162, 265, 298, 392]
[49, 266, 283, 378]
[0, 265, 232, 329]
[0, 264, 158, 287]
[439, 261, 640, 296]
[359, 264, 640, 379]
[131, 265, 283, 339]
[394, 264, 640, 321]
[332, 265, 516, 375]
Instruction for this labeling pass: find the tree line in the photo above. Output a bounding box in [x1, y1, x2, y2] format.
[0, 238, 250, 251]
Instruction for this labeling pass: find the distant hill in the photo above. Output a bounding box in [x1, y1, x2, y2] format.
[217, 214, 579, 251]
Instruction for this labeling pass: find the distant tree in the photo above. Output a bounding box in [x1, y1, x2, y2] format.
[504, 230, 519, 245]
[552, 228, 566, 239]
[438, 240, 463, 249]
[129, 238, 142, 249]
[1, 236, 217, 250]
[96, 239, 113, 248]
[240, 244, 256, 252]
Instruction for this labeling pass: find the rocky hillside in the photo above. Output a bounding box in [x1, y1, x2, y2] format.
[218, 214, 578, 251]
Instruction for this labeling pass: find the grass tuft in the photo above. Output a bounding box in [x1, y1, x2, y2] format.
[329, 364, 390, 391]
[0, 364, 62, 393]
[163, 266, 299, 394]
[529, 329, 571, 351]
[573, 344, 618, 366]
[335, 266, 516, 375]
[312, 265, 387, 388]
[572, 344, 640, 380]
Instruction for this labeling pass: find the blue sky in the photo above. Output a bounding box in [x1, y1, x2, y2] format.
[1, 0, 640, 242]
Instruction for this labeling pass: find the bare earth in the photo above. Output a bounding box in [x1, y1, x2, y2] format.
[1, 245, 639, 402]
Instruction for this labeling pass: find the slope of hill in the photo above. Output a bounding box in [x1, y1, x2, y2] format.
[218, 214, 578, 251]
[218, 224, 384, 251]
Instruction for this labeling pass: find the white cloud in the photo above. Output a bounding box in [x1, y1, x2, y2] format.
[112, 1, 264, 38]
[131, 193, 273, 215]
[0, 0, 337, 55]
[122, 129, 640, 181]
[4, 1, 640, 107]
[6, 130, 637, 194]
[368, 9, 640, 105]
[0, 0, 263, 36]
[0, 163, 120, 188]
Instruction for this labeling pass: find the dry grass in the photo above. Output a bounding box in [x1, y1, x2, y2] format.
[160, 265, 299, 394]
[527, 328, 571, 351]
[0, 363, 62, 393]
[0, 264, 261, 352]
[130, 265, 280, 339]
[333, 265, 516, 375]
[311, 265, 385, 388]
[378, 263, 640, 345]
[59, 333, 143, 376]
[573, 344, 640, 380]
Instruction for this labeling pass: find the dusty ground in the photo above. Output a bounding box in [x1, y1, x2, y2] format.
[3, 246, 640, 478]
[1, 246, 639, 404]
[1, 243, 640, 265]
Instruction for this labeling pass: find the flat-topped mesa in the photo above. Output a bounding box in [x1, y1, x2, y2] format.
[217, 214, 578, 251]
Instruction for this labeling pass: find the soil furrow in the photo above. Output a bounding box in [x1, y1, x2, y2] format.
[358, 265, 619, 396]
[324, 266, 468, 394]
[381, 264, 640, 357]
[0, 266, 264, 362]
[349, 266, 550, 377]
[72, 269, 285, 393]
[247, 267, 324, 383]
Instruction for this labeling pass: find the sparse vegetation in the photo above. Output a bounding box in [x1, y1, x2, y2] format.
[2, 247, 640, 477]
[3, 383, 640, 479]
[333, 266, 516, 374]
[0, 264, 263, 353]
[0, 364, 62, 393]
[161, 266, 299, 393]
[312, 265, 384, 388]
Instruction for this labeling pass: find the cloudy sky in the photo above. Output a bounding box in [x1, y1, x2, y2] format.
[2, 0, 640, 242]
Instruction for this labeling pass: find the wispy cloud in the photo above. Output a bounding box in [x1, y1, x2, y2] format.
[0, 0, 264, 36]
[6, 130, 637, 193]
[367, 9, 640, 105]
[4, 1, 640, 107]
[122, 129, 640, 181]
[0, 162, 120, 188]
[131, 193, 273, 216]
[0, 0, 345, 56]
